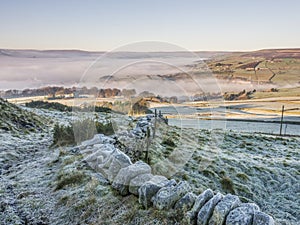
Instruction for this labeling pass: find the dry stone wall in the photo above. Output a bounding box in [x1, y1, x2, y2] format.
[78, 116, 275, 225]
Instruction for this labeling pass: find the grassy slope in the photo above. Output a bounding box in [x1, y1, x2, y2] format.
[0, 98, 46, 133]
[149, 122, 300, 224]
[252, 86, 300, 99]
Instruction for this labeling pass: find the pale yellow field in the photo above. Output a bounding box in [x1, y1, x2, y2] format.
[8, 95, 300, 120]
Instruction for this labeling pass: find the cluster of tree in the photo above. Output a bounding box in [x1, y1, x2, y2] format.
[224, 89, 256, 101]
[130, 98, 153, 115]
[77, 87, 119, 97]
[2, 86, 75, 98]
[25, 101, 72, 112]
[74, 87, 137, 98]
[25, 100, 111, 113]
[192, 92, 223, 101]
[1, 86, 137, 99]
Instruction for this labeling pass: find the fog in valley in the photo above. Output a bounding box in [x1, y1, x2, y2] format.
[0, 49, 277, 96]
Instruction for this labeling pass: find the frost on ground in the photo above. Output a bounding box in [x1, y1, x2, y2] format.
[0, 103, 299, 224]
[169, 129, 300, 225]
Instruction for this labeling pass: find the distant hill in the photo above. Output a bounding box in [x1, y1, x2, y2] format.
[241, 49, 300, 59]
[0, 48, 229, 59]
[206, 48, 300, 86]
[0, 49, 104, 58]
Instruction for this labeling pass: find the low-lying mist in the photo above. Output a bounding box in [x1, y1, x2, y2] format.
[0, 49, 287, 96]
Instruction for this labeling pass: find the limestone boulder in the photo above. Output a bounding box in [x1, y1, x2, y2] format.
[152, 181, 191, 210]
[185, 189, 214, 225]
[174, 192, 197, 212]
[129, 173, 153, 195]
[137, 120, 149, 128]
[106, 151, 132, 181]
[94, 148, 131, 179]
[197, 192, 223, 225]
[138, 176, 176, 209]
[131, 127, 144, 138]
[81, 134, 115, 147]
[209, 194, 241, 225]
[112, 161, 151, 195]
[83, 144, 115, 169]
[253, 211, 275, 225]
[226, 203, 260, 225]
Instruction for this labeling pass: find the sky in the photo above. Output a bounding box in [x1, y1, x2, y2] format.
[0, 0, 300, 51]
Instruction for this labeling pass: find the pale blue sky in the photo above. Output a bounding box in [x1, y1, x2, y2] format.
[0, 0, 299, 51]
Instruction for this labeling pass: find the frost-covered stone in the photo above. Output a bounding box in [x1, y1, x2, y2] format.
[131, 127, 144, 138]
[185, 189, 214, 225]
[197, 192, 223, 225]
[253, 211, 275, 225]
[80, 147, 93, 155]
[226, 203, 260, 225]
[112, 161, 151, 195]
[136, 119, 151, 133]
[146, 115, 153, 121]
[174, 192, 197, 212]
[137, 120, 149, 127]
[94, 148, 131, 179]
[81, 134, 115, 146]
[209, 194, 241, 225]
[138, 176, 176, 209]
[129, 173, 153, 195]
[152, 181, 191, 210]
[83, 144, 116, 169]
[107, 151, 132, 181]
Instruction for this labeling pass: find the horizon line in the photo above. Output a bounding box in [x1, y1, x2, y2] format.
[1, 47, 300, 53]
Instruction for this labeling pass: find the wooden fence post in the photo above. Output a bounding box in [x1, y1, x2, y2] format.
[279, 105, 284, 136]
[145, 127, 150, 164]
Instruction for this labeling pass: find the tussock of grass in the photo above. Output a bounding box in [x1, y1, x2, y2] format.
[236, 173, 249, 181]
[202, 169, 217, 178]
[161, 137, 176, 148]
[235, 184, 254, 199]
[220, 176, 235, 194]
[55, 171, 86, 191]
[62, 155, 83, 166]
